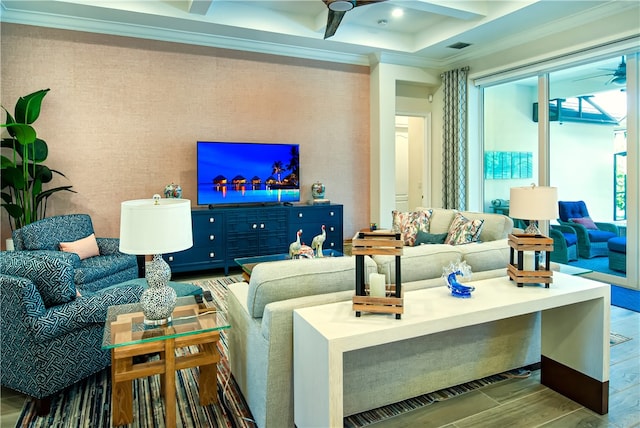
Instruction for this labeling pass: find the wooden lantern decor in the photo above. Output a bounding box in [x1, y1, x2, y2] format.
[507, 233, 553, 287]
[352, 232, 403, 319]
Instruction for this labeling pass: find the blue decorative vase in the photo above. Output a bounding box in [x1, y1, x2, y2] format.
[311, 181, 325, 199]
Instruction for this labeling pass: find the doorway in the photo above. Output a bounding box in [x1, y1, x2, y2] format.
[395, 115, 429, 211]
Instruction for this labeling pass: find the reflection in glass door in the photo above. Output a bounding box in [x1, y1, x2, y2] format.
[549, 56, 627, 277]
[482, 78, 538, 229]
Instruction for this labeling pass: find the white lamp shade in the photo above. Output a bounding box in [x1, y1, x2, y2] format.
[509, 186, 559, 220]
[119, 198, 193, 255]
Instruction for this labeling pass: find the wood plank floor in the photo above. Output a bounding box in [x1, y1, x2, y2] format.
[1, 306, 638, 428]
[370, 304, 640, 428]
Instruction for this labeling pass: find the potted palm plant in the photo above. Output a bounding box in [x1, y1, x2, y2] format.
[1, 88, 75, 235]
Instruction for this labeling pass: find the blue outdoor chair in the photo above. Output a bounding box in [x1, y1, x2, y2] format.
[557, 201, 618, 258]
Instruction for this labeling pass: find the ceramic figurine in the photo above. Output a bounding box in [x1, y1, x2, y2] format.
[311, 225, 326, 257]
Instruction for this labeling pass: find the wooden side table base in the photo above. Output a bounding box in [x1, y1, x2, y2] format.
[110, 331, 221, 428]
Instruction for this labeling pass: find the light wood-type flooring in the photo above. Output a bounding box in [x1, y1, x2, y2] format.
[2, 304, 638, 428]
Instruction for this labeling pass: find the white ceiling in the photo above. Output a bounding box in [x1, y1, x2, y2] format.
[1, 0, 637, 70]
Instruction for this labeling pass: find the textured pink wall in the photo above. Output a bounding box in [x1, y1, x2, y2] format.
[1, 24, 370, 247]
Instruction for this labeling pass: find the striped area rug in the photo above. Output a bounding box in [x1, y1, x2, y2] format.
[16, 275, 255, 428]
[17, 275, 631, 428]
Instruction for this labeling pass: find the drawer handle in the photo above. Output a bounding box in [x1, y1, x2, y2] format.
[260, 223, 265, 229]
[298, 213, 303, 218]
[168, 256, 174, 262]
[209, 217, 215, 223]
[330, 242, 335, 247]
[209, 234, 215, 240]
[330, 211, 335, 216]
[330, 227, 335, 232]
[252, 224, 257, 229]
[209, 252, 215, 258]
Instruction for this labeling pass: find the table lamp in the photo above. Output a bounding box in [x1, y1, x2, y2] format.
[509, 184, 558, 235]
[119, 195, 193, 325]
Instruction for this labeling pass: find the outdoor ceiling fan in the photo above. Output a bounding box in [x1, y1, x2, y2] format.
[576, 57, 627, 86]
[322, 0, 387, 39]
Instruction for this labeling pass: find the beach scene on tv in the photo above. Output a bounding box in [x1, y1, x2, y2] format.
[197, 142, 300, 205]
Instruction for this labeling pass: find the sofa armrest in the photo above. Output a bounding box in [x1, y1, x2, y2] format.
[552, 224, 577, 235]
[595, 222, 618, 235]
[261, 289, 354, 340]
[559, 220, 589, 246]
[29, 283, 144, 342]
[26, 249, 81, 267]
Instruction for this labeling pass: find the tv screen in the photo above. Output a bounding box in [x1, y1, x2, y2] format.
[197, 141, 300, 206]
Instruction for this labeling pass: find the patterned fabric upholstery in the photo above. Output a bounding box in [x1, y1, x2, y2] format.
[12, 214, 138, 290]
[0, 252, 76, 307]
[0, 264, 144, 402]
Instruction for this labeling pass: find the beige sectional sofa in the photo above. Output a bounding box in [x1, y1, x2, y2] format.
[226, 209, 541, 428]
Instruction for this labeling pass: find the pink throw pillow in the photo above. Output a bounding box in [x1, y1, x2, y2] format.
[59, 233, 100, 260]
[570, 217, 598, 230]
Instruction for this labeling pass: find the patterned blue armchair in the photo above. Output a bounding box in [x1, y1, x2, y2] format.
[0, 251, 144, 415]
[12, 214, 139, 292]
[558, 201, 618, 259]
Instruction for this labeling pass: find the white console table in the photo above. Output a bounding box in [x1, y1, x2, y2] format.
[293, 272, 610, 427]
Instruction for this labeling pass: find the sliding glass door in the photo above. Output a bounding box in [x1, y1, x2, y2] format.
[481, 52, 636, 286]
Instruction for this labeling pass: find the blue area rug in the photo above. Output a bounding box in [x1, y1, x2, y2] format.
[611, 284, 640, 313]
[566, 256, 639, 312]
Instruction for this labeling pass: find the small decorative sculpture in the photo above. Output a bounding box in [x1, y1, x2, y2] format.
[164, 183, 182, 198]
[289, 229, 302, 259]
[311, 224, 326, 257]
[442, 260, 475, 298]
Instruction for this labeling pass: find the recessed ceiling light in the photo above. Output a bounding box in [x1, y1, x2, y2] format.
[377, 19, 388, 26]
[392, 8, 404, 18]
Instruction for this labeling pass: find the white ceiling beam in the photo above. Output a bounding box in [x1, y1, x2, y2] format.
[391, 0, 486, 20]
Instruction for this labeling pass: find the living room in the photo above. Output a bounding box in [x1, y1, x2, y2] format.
[1, 0, 639, 427]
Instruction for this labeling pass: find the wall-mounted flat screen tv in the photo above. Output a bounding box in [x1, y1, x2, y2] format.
[197, 141, 300, 206]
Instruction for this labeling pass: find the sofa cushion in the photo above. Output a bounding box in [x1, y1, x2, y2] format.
[421, 208, 457, 234]
[0, 252, 76, 307]
[74, 254, 138, 286]
[607, 237, 626, 253]
[457, 239, 510, 272]
[391, 209, 432, 246]
[445, 213, 484, 245]
[587, 229, 617, 243]
[563, 233, 578, 246]
[246, 256, 377, 318]
[60, 233, 100, 260]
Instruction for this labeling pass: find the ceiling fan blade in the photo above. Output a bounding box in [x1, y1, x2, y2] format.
[573, 73, 612, 82]
[324, 9, 347, 39]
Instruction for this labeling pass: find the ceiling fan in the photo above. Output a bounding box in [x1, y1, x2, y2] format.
[322, 0, 387, 39]
[576, 57, 627, 85]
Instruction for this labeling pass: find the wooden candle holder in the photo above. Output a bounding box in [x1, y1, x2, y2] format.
[352, 232, 403, 319]
[507, 233, 553, 288]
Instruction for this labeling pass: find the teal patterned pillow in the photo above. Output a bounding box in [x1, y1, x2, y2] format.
[445, 213, 484, 245]
[414, 231, 448, 245]
[391, 209, 433, 246]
